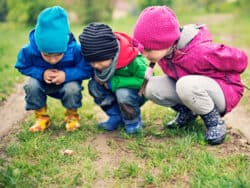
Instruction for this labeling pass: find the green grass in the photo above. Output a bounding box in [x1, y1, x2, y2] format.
[0, 23, 31, 102]
[1, 12, 250, 187]
[1, 98, 250, 187]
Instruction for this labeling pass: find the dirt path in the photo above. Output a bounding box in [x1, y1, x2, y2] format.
[224, 103, 250, 141]
[0, 82, 29, 138]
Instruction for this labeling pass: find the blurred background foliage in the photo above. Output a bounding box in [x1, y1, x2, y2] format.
[0, 0, 249, 102]
[0, 0, 249, 26]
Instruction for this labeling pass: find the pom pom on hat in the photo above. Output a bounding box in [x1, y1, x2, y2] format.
[35, 6, 70, 53]
[133, 6, 180, 50]
[79, 23, 118, 62]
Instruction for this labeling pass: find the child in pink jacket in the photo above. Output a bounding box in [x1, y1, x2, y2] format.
[133, 6, 248, 145]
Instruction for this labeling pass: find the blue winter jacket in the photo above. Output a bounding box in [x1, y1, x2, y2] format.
[15, 29, 93, 82]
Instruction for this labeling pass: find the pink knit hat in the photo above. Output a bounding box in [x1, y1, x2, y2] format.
[133, 6, 180, 50]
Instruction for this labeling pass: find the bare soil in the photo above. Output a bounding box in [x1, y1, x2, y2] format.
[0, 82, 30, 138]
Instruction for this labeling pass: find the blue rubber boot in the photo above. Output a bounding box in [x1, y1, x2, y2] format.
[201, 107, 226, 145]
[98, 104, 123, 131]
[166, 104, 197, 129]
[125, 120, 143, 134]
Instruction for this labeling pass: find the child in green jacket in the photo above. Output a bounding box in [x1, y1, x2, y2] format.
[79, 23, 148, 134]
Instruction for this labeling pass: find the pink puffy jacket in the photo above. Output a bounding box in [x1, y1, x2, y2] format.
[158, 26, 248, 114]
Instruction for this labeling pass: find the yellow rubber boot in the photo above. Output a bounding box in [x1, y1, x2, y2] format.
[65, 109, 80, 132]
[29, 106, 50, 132]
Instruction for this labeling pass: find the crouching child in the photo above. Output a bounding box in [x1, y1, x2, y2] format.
[79, 23, 149, 134]
[15, 6, 93, 132]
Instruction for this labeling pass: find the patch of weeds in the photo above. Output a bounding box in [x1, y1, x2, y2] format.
[113, 161, 140, 179]
[144, 172, 156, 186]
[0, 160, 44, 187]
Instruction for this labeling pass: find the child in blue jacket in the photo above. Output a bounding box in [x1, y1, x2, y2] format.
[15, 6, 93, 132]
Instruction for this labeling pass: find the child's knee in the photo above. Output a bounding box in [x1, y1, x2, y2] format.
[63, 82, 82, 96]
[116, 88, 130, 103]
[88, 79, 106, 98]
[24, 78, 41, 94]
[176, 77, 195, 101]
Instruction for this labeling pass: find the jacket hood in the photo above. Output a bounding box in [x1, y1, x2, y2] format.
[114, 32, 139, 69]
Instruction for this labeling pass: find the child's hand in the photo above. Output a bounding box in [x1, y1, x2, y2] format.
[94, 75, 105, 85]
[104, 82, 109, 89]
[43, 69, 57, 84]
[51, 70, 66, 85]
[145, 67, 154, 80]
[104, 80, 111, 90]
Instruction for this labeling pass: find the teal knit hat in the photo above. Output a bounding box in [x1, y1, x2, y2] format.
[35, 6, 70, 53]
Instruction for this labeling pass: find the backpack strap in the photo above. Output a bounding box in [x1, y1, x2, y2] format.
[177, 24, 205, 50]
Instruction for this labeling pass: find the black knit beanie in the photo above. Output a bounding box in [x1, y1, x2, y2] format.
[79, 23, 118, 62]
